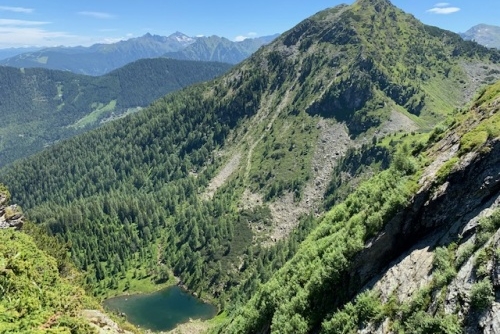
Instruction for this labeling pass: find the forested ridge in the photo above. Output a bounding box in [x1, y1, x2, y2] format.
[1, 0, 500, 333]
[0, 58, 231, 167]
[0, 67, 267, 296]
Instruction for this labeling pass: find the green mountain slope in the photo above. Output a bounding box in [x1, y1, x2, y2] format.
[0, 184, 138, 333]
[0, 183, 95, 333]
[217, 79, 500, 334]
[0, 58, 231, 167]
[0, 0, 499, 330]
[0, 229, 98, 333]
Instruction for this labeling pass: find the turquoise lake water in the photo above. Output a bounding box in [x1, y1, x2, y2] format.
[103, 286, 217, 331]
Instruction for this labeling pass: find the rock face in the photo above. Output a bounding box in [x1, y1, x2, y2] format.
[347, 93, 500, 333]
[347, 137, 500, 297]
[0, 191, 23, 230]
[478, 302, 500, 334]
[81, 309, 134, 334]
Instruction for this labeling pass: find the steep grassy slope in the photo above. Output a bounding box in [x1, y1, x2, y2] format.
[0, 0, 499, 324]
[271, 0, 499, 127]
[0, 185, 138, 333]
[0, 184, 95, 333]
[0, 58, 230, 167]
[216, 78, 500, 334]
[0, 229, 97, 333]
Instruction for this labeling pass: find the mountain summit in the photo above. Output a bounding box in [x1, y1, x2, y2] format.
[169, 31, 196, 43]
[355, 0, 394, 8]
[252, 0, 499, 134]
[461, 23, 500, 49]
[163, 34, 278, 64]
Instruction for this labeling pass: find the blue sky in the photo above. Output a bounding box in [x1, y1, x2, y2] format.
[0, 0, 498, 48]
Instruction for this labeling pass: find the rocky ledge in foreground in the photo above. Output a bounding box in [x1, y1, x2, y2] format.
[0, 189, 23, 229]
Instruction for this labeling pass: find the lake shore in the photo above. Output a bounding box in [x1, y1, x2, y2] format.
[103, 286, 217, 332]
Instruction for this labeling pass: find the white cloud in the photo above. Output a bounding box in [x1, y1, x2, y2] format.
[0, 6, 34, 13]
[0, 27, 132, 48]
[0, 26, 76, 47]
[78, 11, 115, 19]
[0, 18, 69, 48]
[0, 19, 49, 26]
[0, 13, 127, 48]
[234, 32, 258, 42]
[0, 23, 128, 48]
[98, 37, 126, 44]
[427, 6, 460, 14]
[427, 3, 461, 15]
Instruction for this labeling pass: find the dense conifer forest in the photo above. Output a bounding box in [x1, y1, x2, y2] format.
[0, 58, 231, 167]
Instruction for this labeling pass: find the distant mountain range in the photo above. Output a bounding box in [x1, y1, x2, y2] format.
[0, 47, 43, 61]
[164, 34, 280, 64]
[0, 32, 278, 76]
[2, 23, 499, 77]
[0, 58, 231, 167]
[461, 24, 500, 49]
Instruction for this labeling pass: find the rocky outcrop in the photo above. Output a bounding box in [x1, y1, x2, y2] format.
[477, 302, 500, 334]
[337, 84, 500, 333]
[0, 191, 23, 230]
[346, 136, 500, 301]
[81, 309, 134, 334]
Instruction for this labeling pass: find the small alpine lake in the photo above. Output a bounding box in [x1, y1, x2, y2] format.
[103, 286, 217, 332]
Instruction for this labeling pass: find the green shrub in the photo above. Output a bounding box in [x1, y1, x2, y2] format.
[455, 243, 474, 269]
[435, 157, 458, 184]
[470, 278, 494, 310]
[403, 311, 462, 334]
[432, 246, 456, 287]
[475, 211, 500, 248]
[0, 183, 10, 203]
[460, 130, 488, 155]
[354, 291, 382, 323]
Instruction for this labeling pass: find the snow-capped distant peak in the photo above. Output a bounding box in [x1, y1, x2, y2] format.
[176, 35, 194, 43]
[169, 31, 195, 44]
